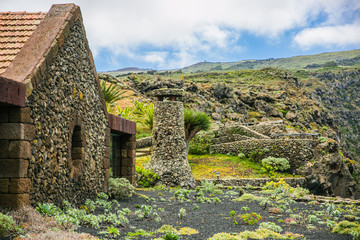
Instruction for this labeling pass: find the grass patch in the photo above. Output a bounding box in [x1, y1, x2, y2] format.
[136, 154, 294, 179]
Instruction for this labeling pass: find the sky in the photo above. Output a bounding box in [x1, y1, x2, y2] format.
[1, 0, 360, 72]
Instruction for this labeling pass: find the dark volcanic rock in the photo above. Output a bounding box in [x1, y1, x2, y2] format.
[303, 139, 359, 198]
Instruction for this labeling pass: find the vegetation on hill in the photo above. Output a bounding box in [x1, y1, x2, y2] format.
[180, 49, 360, 73]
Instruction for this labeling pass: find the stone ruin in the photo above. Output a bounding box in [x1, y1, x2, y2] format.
[0, 4, 136, 209]
[210, 122, 359, 198]
[146, 89, 195, 188]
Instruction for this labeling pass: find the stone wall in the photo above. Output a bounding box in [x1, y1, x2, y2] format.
[25, 20, 109, 206]
[0, 107, 34, 209]
[210, 139, 317, 171]
[147, 97, 195, 188]
[136, 136, 152, 149]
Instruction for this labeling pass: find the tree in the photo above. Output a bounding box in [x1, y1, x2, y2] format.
[184, 109, 211, 154]
[133, 100, 154, 131]
[100, 81, 126, 106]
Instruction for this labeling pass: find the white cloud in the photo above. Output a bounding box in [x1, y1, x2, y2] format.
[142, 51, 168, 64]
[294, 23, 360, 49]
[1, 0, 360, 69]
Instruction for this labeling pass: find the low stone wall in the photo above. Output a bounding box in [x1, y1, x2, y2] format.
[136, 136, 152, 149]
[212, 124, 271, 146]
[196, 178, 306, 188]
[212, 134, 253, 144]
[210, 139, 317, 170]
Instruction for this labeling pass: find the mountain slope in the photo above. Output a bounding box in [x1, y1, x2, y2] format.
[181, 49, 360, 72]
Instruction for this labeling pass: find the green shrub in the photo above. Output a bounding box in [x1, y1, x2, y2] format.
[332, 220, 360, 235]
[208, 232, 243, 240]
[0, 213, 17, 237]
[174, 189, 190, 201]
[259, 222, 283, 233]
[136, 167, 160, 188]
[108, 177, 135, 199]
[201, 180, 216, 193]
[233, 193, 256, 202]
[188, 130, 214, 155]
[35, 203, 61, 217]
[178, 208, 187, 219]
[308, 215, 318, 224]
[240, 212, 262, 225]
[261, 157, 290, 172]
[163, 230, 179, 240]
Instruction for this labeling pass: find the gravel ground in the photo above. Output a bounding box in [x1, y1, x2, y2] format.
[79, 188, 354, 240]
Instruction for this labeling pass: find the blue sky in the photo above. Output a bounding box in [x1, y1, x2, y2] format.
[2, 0, 360, 71]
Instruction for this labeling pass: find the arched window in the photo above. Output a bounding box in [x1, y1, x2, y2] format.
[68, 118, 85, 180]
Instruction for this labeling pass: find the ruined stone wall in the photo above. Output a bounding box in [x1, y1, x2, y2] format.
[26, 20, 108, 205]
[147, 101, 195, 188]
[210, 139, 317, 171]
[0, 107, 34, 209]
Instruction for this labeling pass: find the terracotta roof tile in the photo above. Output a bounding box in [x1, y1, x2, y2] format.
[0, 11, 46, 75]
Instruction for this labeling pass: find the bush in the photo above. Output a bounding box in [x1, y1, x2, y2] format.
[240, 212, 262, 225]
[0, 212, 16, 237]
[208, 232, 243, 240]
[201, 180, 216, 193]
[163, 230, 179, 240]
[188, 131, 214, 155]
[108, 178, 135, 199]
[261, 157, 290, 172]
[136, 167, 160, 188]
[332, 220, 360, 235]
[35, 203, 61, 217]
[259, 222, 283, 233]
[233, 193, 256, 202]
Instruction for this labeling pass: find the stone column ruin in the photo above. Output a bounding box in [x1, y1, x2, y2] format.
[146, 88, 195, 188]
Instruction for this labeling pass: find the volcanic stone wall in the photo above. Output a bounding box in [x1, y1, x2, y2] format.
[0, 107, 35, 209]
[147, 100, 195, 188]
[25, 20, 109, 206]
[210, 139, 317, 171]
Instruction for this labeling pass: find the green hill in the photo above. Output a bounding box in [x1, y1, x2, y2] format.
[181, 49, 360, 73]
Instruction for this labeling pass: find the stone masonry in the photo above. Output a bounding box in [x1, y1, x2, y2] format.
[147, 89, 195, 188]
[0, 4, 136, 209]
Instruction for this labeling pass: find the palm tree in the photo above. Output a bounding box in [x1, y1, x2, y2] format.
[133, 100, 154, 130]
[184, 109, 211, 155]
[100, 81, 126, 105]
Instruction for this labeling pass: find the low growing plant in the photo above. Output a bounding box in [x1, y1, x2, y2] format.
[229, 211, 238, 225]
[259, 222, 283, 233]
[35, 203, 61, 217]
[136, 167, 160, 188]
[108, 177, 135, 199]
[261, 157, 290, 173]
[163, 230, 179, 240]
[0, 213, 18, 237]
[240, 212, 262, 225]
[178, 208, 187, 219]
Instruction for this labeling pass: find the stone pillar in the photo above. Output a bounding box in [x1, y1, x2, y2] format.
[147, 89, 195, 188]
[0, 107, 34, 209]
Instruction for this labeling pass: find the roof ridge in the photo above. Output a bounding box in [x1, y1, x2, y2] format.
[0, 11, 46, 14]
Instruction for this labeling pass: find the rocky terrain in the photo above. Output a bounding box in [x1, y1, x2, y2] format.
[310, 69, 360, 161]
[100, 65, 360, 198]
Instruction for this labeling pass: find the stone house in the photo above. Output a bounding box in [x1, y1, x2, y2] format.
[0, 4, 136, 209]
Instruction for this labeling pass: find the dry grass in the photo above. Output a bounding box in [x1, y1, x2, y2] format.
[9, 206, 98, 240]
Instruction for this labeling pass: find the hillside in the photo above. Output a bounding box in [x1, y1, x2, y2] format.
[181, 49, 360, 72]
[101, 50, 360, 198]
[102, 65, 359, 161]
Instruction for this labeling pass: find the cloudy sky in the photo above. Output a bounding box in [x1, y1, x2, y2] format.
[2, 0, 360, 71]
